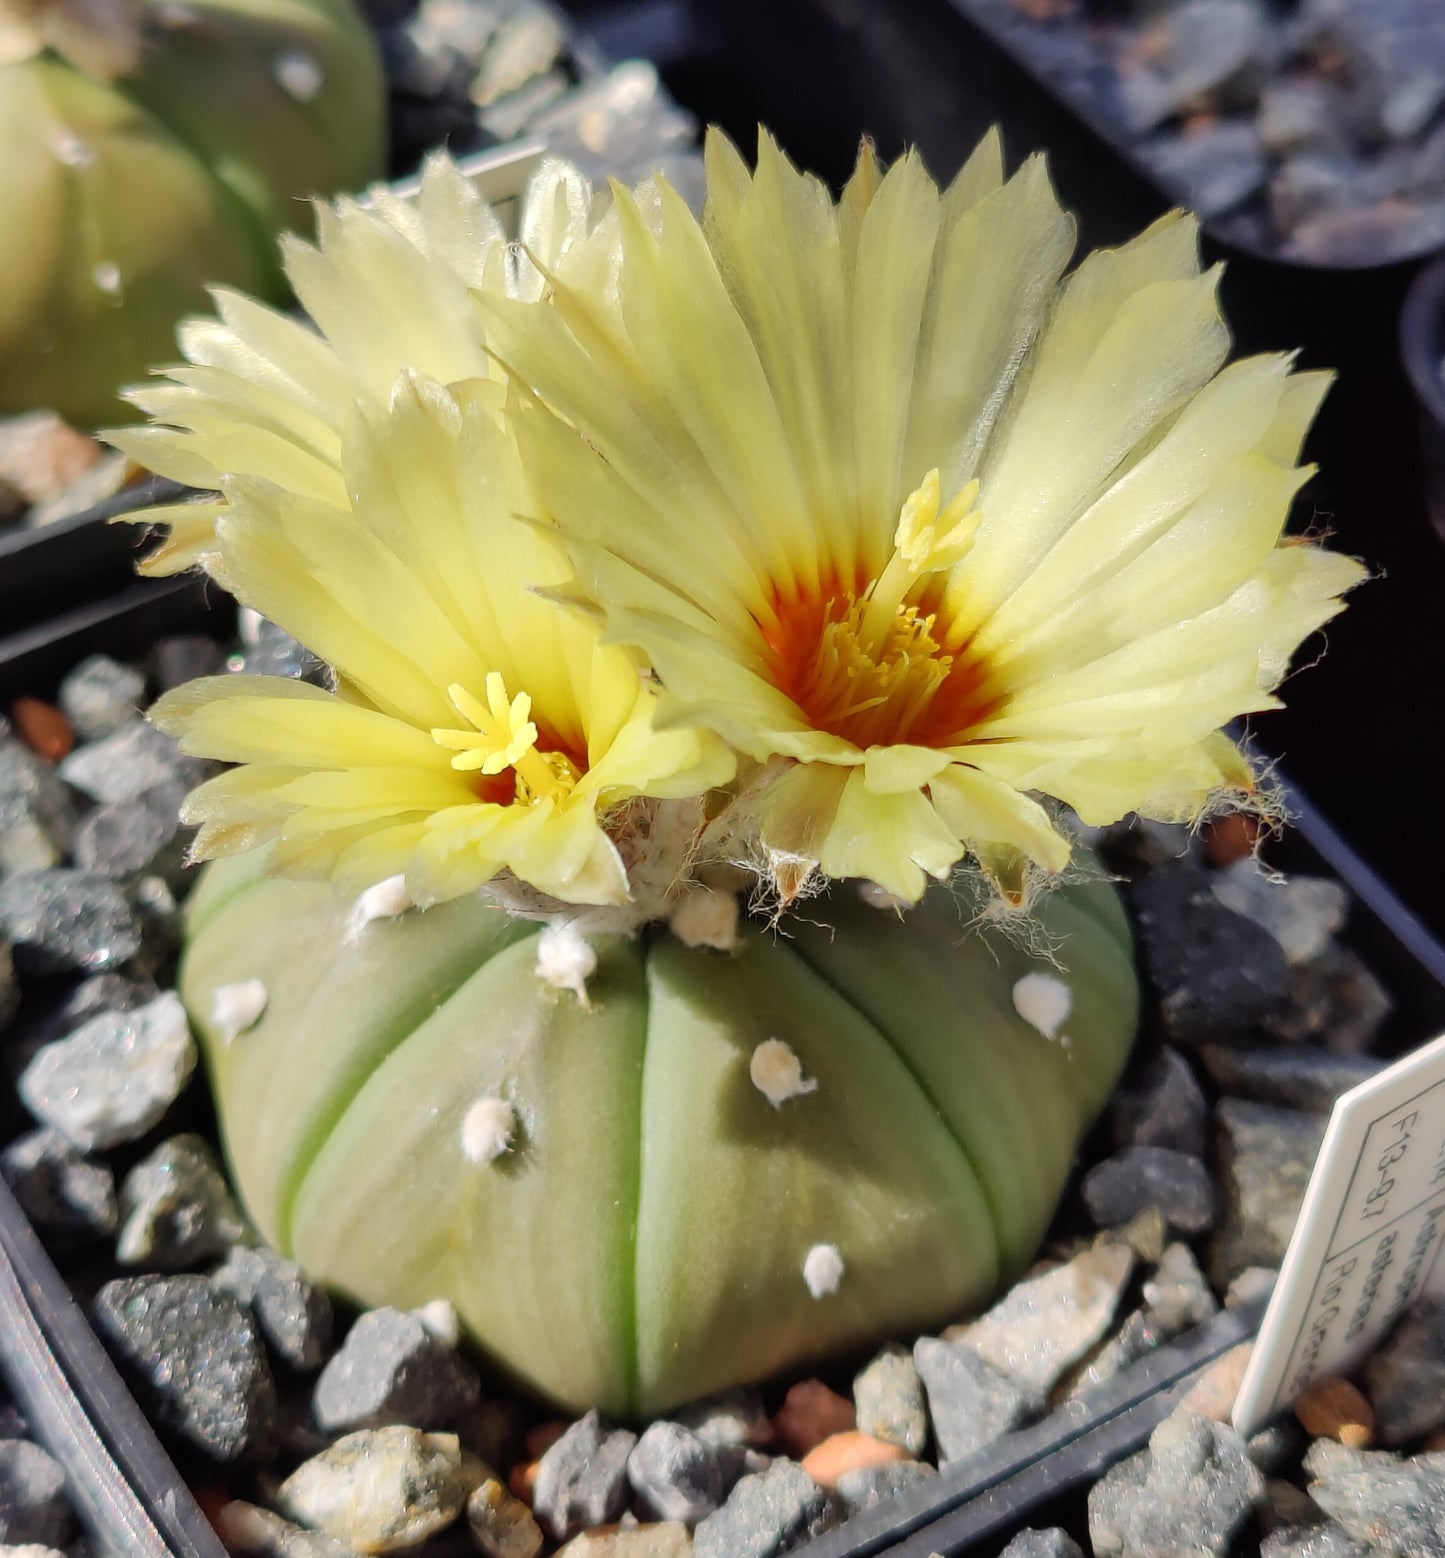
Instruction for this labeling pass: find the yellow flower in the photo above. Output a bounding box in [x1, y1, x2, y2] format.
[480, 130, 1366, 904]
[151, 374, 731, 908]
[110, 151, 607, 576]
[137, 156, 732, 909]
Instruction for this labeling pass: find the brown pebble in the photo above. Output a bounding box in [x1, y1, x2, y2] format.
[525, 1418, 569, 1459]
[0, 411, 102, 503]
[1295, 1378, 1373, 1448]
[802, 1430, 911, 1488]
[1180, 1342, 1254, 1422]
[9, 697, 74, 761]
[772, 1379, 856, 1457]
[1204, 811, 1262, 867]
[509, 1458, 540, 1505]
[1424, 1429, 1445, 1453]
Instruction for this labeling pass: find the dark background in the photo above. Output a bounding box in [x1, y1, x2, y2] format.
[561, 0, 1445, 948]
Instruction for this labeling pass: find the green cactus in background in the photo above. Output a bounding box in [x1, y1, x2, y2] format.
[0, 0, 385, 426]
[179, 847, 1137, 1416]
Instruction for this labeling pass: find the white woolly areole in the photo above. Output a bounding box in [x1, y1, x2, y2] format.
[535, 921, 596, 1006]
[669, 885, 740, 951]
[1012, 972, 1073, 1043]
[352, 875, 413, 929]
[750, 1039, 818, 1108]
[211, 979, 267, 1042]
[803, 1243, 845, 1299]
[857, 881, 910, 912]
[413, 1298, 459, 1347]
[460, 1097, 516, 1163]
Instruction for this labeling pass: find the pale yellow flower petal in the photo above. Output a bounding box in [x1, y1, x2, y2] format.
[816, 771, 964, 903]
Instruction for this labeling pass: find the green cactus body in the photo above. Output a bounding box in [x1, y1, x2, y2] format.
[0, 0, 385, 426]
[180, 851, 1138, 1417]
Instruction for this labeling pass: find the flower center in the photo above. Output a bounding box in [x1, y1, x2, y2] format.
[764, 471, 1000, 751]
[432, 673, 583, 806]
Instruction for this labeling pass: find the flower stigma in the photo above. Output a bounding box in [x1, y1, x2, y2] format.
[432, 672, 582, 805]
[764, 471, 996, 752]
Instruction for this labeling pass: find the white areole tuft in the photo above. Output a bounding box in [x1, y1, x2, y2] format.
[1012, 971, 1073, 1044]
[803, 1243, 845, 1299]
[535, 921, 596, 1006]
[211, 979, 268, 1042]
[750, 1039, 818, 1108]
[461, 1097, 516, 1164]
[352, 875, 414, 931]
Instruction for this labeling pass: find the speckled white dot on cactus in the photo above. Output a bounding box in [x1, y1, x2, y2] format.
[668, 885, 740, 951]
[351, 874, 413, 930]
[750, 1039, 818, 1108]
[535, 922, 596, 1006]
[803, 1243, 844, 1299]
[1012, 971, 1073, 1043]
[460, 1098, 515, 1163]
[211, 979, 268, 1042]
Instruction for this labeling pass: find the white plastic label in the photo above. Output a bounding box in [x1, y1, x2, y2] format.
[1232, 1031, 1445, 1438]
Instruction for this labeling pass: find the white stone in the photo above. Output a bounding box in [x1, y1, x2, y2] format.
[1012, 971, 1072, 1043]
[857, 881, 910, 912]
[460, 1097, 515, 1164]
[668, 884, 740, 951]
[352, 874, 413, 929]
[212, 978, 267, 1042]
[803, 1243, 844, 1299]
[749, 1038, 817, 1108]
[535, 921, 595, 1006]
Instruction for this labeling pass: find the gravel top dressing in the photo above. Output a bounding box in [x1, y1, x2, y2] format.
[2, 621, 1444, 1558]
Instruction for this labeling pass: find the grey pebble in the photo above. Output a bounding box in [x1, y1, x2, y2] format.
[999, 1530, 1086, 1558]
[0, 939, 14, 1036]
[312, 1306, 478, 1432]
[673, 1388, 771, 1450]
[627, 1419, 725, 1524]
[1117, 0, 1277, 131]
[0, 870, 140, 977]
[1143, 1241, 1219, 1335]
[531, 1410, 636, 1543]
[951, 1243, 1135, 1399]
[1298, 0, 1445, 141]
[1249, 1419, 1305, 1475]
[1065, 1309, 1167, 1400]
[853, 1343, 928, 1456]
[1200, 1045, 1383, 1113]
[72, 794, 187, 886]
[58, 655, 145, 741]
[1110, 1047, 1208, 1159]
[692, 1458, 839, 1558]
[116, 1134, 250, 1269]
[278, 1427, 471, 1550]
[1269, 943, 1392, 1054]
[19, 991, 195, 1152]
[1210, 1100, 1328, 1288]
[1141, 123, 1269, 219]
[467, 1475, 543, 1558]
[0, 1128, 117, 1248]
[212, 1246, 333, 1373]
[1129, 866, 1288, 1048]
[913, 1336, 1031, 1463]
[0, 1440, 72, 1548]
[1365, 1299, 1445, 1445]
[59, 720, 205, 806]
[0, 740, 76, 878]
[1261, 1523, 1371, 1558]
[1088, 1409, 1265, 1557]
[151, 636, 224, 693]
[1304, 1437, 1445, 1557]
[833, 1459, 935, 1518]
[1082, 1146, 1216, 1236]
[1211, 862, 1348, 966]
[92, 1275, 276, 1461]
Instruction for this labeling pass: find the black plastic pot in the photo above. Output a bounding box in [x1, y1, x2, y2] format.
[5, 592, 1445, 1558]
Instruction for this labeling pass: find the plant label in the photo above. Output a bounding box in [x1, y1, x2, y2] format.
[1233, 1031, 1445, 1437]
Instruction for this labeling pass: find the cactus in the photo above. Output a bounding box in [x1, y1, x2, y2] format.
[179, 846, 1137, 1417]
[0, 0, 385, 425]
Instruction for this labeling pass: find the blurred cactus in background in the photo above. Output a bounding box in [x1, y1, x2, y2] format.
[0, 0, 385, 426]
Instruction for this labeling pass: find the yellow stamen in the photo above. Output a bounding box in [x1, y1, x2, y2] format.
[431, 673, 578, 802]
